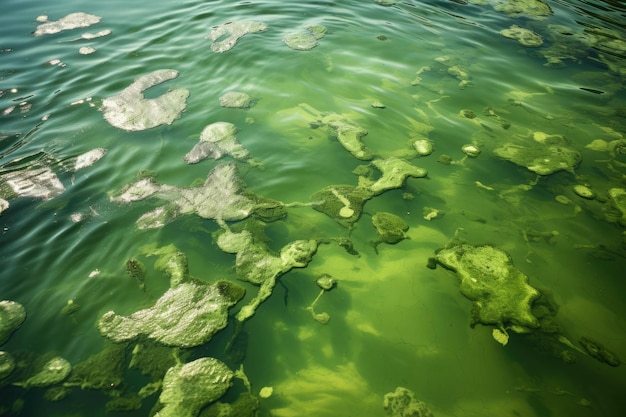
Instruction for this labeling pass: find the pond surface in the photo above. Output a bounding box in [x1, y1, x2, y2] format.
[1, 1, 626, 416]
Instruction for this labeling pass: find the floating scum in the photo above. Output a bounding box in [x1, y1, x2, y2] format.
[111, 162, 285, 229]
[493, 131, 582, 176]
[429, 238, 621, 366]
[101, 69, 189, 132]
[155, 357, 234, 417]
[207, 21, 267, 53]
[183, 121, 255, 165]
[32, 12, 101, 36]
[216, 224, 319, 323]
[311, 157, 428, 228]
[6, 2, 625, 415]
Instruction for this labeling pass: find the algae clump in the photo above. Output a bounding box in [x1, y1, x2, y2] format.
[370, 212, 409, 253]
[434, 243, 540, 330]
[98, 279, 244, 347]
[154, 357, 234, 417]
[0, 300, 26, 345]
[101, 69, 189, 132]
[111, 163, 285, 229]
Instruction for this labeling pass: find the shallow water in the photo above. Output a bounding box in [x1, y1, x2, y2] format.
[1, 0, 626, 416]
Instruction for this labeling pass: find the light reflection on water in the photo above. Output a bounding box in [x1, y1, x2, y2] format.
[1, 0, 626, 416]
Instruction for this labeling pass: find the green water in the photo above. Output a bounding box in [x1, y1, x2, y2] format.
[2, 0, 626, 416]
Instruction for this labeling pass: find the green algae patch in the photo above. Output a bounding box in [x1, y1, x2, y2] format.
[101, 69, 189, 132]
[383, 387, 433, 417]
[0, 300, 26, 346]
[434, 243, 540, 330]
[154, 357, 234, 417]
[493, 133, 581, 175]
[500, 25, 543, 47]
[33, 12, 101, 36]
[371, 212, 409, 253]
[311, 185, 371, 228]
[17, 357, 71, 388]
[284, 25, 327, 51]
[0, 167, 65, 201]
[111, 163, 285, 229]
[366, 158, 428, 195]
[219, 92, 254, 109]
[321, 113, 372, 160]
[480, 0, 552, 19]
[184, 122, 252, 164]
[207, 21, 267, 53]
[310, 157, 427, 228]
[98, 278, 244, 347]
[216, 226, 319, 322]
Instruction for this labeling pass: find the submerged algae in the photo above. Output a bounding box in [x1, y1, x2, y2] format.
[64, 342, 127, 392]
[0, 351, 15, 380]
[18, 357, 71, 388]
[383, 387, 433, 417]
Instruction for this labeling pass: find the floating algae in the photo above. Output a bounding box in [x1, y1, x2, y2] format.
[101, 69, 189, 131]
[311, 157, 427, 227]
[33, 12, 101, 36]
[111, 163, 285, 229]
[311, 185, 371, 228]
[0, 300, 26, 345]
[307, 274, 338, 324]
[154, 357, 234, 417]
[500, 25, 544, 47]
[284, 25, 327, 51]
[207, 21, 267, 53]
[99, 278, 244, 347]
[493, 132, 581, 175]
[433, 242, 541, 330]
[216, 224, 319, 322]
[219, 92, 255, 109]
[0, 167, 65, 201]
[184, 122, 252, 164]
[370, 212, 409, 253]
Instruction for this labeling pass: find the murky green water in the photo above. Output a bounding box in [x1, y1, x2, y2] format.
[2, 0, 626, 416]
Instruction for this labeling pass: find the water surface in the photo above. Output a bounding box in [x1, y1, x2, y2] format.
[1, 1, 626, 416]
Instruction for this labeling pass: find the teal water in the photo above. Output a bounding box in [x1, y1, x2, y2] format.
[2, 0, 626, 416]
